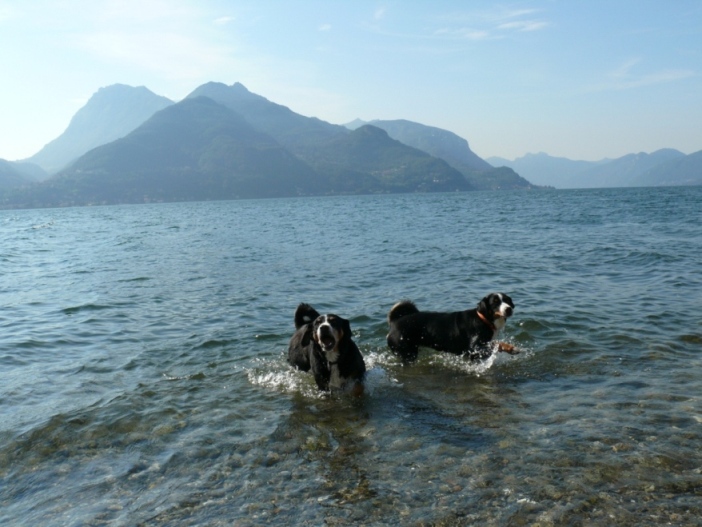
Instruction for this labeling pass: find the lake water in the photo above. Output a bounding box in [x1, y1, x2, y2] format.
[1, 187, 701, 526]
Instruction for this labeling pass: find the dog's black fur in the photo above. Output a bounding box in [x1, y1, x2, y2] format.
[386, 292, 517, 362]
[287, 303, 366, 395]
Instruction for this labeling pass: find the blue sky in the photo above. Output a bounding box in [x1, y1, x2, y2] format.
[1, 0, 700, 162]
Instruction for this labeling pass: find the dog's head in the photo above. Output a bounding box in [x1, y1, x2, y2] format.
[477, 292, 514, 330]
[312, 314, 352, 359]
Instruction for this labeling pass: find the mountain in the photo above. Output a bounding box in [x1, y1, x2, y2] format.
[2, 97, 326, 208]
[312, 124, 472, 193]
[0, 160, 46, 189]
[577, 149, 686, 188]
[186, 82, 348, 159]
[2, 93, 472, 208]
[186, 82, 473, 192]
[487, 152, 605, 188]
[488, 149, 687, 188]
[348, 119, 533, 190]
[26, 84, 173, 174]
[0, 160, 32, 189]
[635, 149, 702, 186]
[350, 119, 491, 171]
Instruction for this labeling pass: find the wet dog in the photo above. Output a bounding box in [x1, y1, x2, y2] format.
[287, 303, 366, 395]
[386, 292, 517, 362]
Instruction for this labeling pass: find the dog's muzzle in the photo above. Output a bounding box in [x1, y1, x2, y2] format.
[317, 325, 337, 352]
[495, 306, 513, 318]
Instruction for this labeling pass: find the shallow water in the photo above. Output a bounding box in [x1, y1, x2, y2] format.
[1, 187, 701, 525]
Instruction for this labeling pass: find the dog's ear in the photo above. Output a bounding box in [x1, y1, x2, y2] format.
[477, 296, 490, 314]
[301, 326, 314, 347]
[342, 318, 352, 340]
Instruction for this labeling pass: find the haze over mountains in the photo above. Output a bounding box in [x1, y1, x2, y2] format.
[487, 148, 701, 188]
[0, 81, 699, 208]
[27, 84, 173, 174]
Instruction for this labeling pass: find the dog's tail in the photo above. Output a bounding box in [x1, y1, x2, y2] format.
[294, 303, 321, 329]
[387, 300, 419, 323]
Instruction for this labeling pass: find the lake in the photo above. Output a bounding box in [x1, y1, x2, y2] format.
[1, 187, 701, 525]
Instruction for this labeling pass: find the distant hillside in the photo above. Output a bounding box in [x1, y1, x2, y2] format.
[313, 124, 472, 193]
[350, 119, 533, 190]
[186, 83, 473, 192]
[186, 82, 348, 159]
[0, 160, 46, 189]
[636, 149, 702, 186]
[0, 160, 32, 190]
[578, 149, 686, 188]
[26, 84, 173, 174]
[488, 149, 689, 188]
[348, 119, 491, 171]
[2, 97, 326, 208]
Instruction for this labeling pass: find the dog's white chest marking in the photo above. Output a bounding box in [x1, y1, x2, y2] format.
[326, 350, 340, 364]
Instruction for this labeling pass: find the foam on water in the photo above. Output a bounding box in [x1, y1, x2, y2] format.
[246, 349, 402, 399]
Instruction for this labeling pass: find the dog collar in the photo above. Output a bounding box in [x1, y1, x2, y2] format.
[476, 310, 496, 331]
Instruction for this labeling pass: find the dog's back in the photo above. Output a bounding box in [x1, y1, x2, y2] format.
[387, 300, 419, 323]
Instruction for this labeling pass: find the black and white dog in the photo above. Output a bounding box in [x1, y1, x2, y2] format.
[287, 303, 366, 395]
[386, 292, 518, 362]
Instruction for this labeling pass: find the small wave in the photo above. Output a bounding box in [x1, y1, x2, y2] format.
[246, 350, 401, 399]
[62, 303, 112, 315]
[246, 357, 323, 399]
[31, 220, 55, 230]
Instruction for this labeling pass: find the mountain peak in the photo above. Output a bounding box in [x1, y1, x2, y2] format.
[26, 84, 173, 173]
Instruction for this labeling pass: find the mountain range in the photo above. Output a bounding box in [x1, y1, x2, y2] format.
[0, 81, 699, 208]
[344, 119, 532, 190]
[487, 148, 702, 188]
[0, 82, 533, 208]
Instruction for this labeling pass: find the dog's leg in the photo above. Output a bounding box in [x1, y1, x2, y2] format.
[395, 342, 419, 362]
[350, 381, 364, 397]
[310, 352, 331, 391]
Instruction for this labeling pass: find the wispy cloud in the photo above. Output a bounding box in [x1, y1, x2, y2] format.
[318, 23, 332, 32]
[213, 16, 235, 26]
[433, 6, 548, 41]
[589, 58, 696, 92]
[497, 20, 548, 32]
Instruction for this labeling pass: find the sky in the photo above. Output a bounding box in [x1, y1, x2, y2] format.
[1, 0, 701, 162]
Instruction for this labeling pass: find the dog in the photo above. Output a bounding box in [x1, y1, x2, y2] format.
[287, 303, 366, 395]
[386, 292, 518, 362]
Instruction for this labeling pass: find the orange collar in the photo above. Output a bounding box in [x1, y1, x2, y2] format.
[476, 310, 496, 331]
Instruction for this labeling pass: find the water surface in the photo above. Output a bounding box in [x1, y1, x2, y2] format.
[1, 187, 701, 525]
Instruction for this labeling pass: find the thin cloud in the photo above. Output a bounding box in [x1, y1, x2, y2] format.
[434, 5, 548, 41]
[588, 59, 695, 92]
[213, 16, 235, 26]
[434, 27, 492, 41]
[498, 20, 548, 32]
[318, 23, 332, 32]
